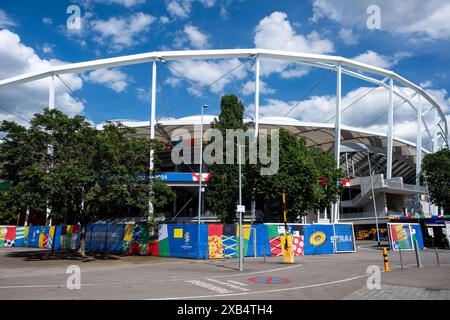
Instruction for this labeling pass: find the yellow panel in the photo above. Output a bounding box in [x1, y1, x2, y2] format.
[174, 228, 183, 239]
[124, 224, 133, 242]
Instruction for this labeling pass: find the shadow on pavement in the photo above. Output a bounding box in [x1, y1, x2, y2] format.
[6, 249, 123, 262]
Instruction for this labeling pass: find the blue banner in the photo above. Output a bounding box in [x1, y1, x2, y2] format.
[411, 224, 424, 249]
[334, 224, 355, 252]
[304, 224, 334, 255]
[27, 226, 41, 248]
[168, 224, 209, 259]
[86, 224, 125, 253]
[246, 225, 271, 257]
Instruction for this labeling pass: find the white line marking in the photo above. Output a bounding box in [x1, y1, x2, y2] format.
[0, 263, 304, 290]
[207, 279, 250, 291]
[149, 274, 370, 300]
[185, 280, 233, 294]
[227, 280, 248, 287]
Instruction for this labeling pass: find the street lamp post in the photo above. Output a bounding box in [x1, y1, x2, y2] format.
[198, 105, 208, 225]
[365, 147, 381, 246]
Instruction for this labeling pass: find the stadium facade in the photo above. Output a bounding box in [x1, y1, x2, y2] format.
[0, 49, 448, 234]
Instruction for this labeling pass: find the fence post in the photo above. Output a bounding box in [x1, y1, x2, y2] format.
[413, 239, 422, 268]
[399, 248, 403, 269]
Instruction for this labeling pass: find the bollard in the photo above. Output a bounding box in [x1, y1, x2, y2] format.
[383, 247, 390, 271]
[399, 248, 403, 269]
[413, 239, 422, 268]
[435, 247, 440, 267]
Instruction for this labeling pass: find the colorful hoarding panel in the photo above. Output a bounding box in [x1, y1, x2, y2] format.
[334, 224, 356, 253]
[304, 224, 335, 255]
[168, 224, 209, 259]
[411, 224, 424, 250]
[389, 223, 414, 251]
[86, 224, 124, 253]
[266, 224, 305, 257]
[208, 224, 223, 259]
[222, 224, 237, 258]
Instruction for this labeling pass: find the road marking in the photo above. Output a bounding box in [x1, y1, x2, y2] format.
[227, 280, 248, 287]
[0, 264, 303, 290]
[185, 280, 233, 294]
[207, 278, 250, 291]
[150, 274, 371, 300]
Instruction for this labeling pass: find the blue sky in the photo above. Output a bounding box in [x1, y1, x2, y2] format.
[0, 0, 449, 149]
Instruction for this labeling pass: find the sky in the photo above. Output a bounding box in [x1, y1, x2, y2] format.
[0, 0, 449, 150]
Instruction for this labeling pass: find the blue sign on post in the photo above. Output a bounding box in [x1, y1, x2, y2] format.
[304, 224, 335, 255]
[334, 224, 356, 253]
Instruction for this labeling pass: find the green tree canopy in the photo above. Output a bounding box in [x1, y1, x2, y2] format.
[0, 108, 174, 256]
[206, 94, 248, 223]
[253, 129, 344, 222]
[422, 148, 450, 213]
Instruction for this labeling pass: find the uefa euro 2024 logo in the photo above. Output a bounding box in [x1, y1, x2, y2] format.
[184, 232, 191, 244]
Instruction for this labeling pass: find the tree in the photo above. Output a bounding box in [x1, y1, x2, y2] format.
[422, 148, 450, 213]
[0, 109, 174, 256]
[252, 129, 344, 222]
[206, 94, 247, 223]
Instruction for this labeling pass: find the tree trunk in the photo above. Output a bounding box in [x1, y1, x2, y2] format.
[78, 223, 87, 257]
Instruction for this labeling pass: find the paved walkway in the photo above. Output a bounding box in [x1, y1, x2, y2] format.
[344, 284, 450, 300]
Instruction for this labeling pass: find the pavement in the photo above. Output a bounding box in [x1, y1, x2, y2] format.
[0, 241, 449, 300]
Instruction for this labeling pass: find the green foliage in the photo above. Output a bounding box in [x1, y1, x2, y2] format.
[206, 94, 344, 223]
[206, 94, 247, 223]
[0, 108, 174, 227]
[252, 129, 344, 222]
[422, 148, 450, 213]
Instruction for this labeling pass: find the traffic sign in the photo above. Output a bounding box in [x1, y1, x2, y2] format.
[236, 205, 245, 213]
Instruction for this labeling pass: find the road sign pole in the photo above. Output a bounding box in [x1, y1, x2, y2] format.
[238, 145, 243, 272]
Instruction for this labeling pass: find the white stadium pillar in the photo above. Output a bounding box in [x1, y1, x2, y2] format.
[387, 78, 394, 179]
[416, 94, 422, 186]
[433, 108, 439, 152]
[254, 56, 260, 139]
[46, 75, 55, 226]
[149, 60, 157, 217]
[333, 64, 342, 223]
[48, 75, 55, 109]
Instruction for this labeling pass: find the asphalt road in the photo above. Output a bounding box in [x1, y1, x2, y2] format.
[0, 241, 449, 300]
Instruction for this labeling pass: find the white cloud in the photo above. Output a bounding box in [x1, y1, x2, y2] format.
[312, 0, 450, 40]
[166, 59, 247, 94]
[160, 16, 170, 24]
[0, 9, 16, 28]
[352, 50, 411, 69]
[255, 84, 450, 145]
[242, 80, 275, 96]
[42, 43, 54, 54]
[91, 12, 156, 51]
[42, 17, 53, 25]
[83, 0, 146, 7]
[254, 11, 334, 77]
[0, 30, 84, 125]
[84, 68, 130, 93]
[167, 0, 192, 19]
[338, 28, 358, 46]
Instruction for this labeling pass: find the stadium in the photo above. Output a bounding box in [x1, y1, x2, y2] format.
[0, 49, 448, 234]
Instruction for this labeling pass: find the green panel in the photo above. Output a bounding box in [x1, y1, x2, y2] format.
[267, 225, 279, 239]
[0, 181, 11, 191]
[158, 238, 170, 257]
